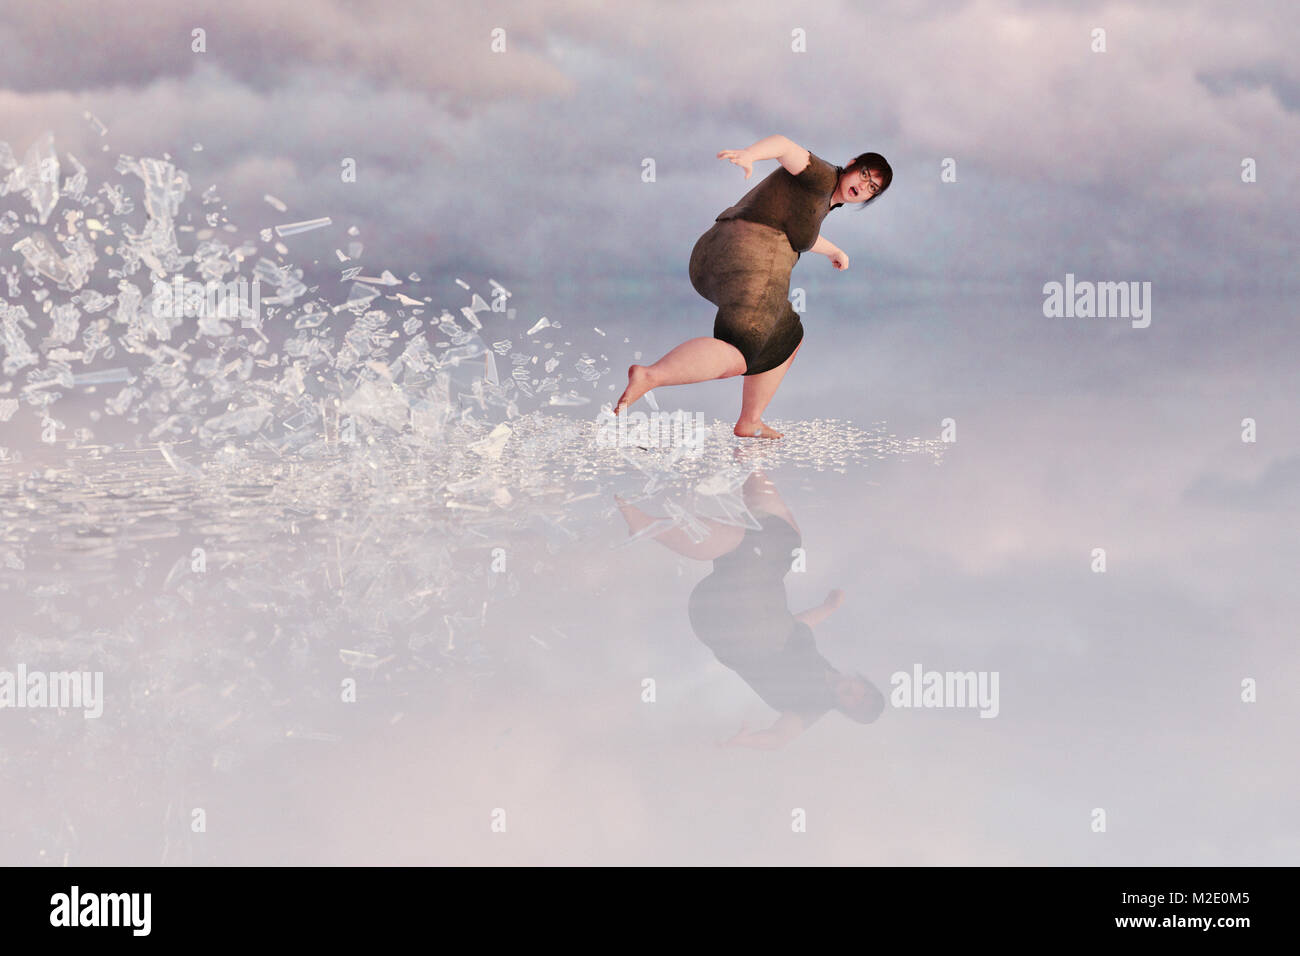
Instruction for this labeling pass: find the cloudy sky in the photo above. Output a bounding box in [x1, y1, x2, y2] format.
[2, 0, 1296, 302]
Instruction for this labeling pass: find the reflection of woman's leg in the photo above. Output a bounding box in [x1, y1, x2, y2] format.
[616, 338, 745, 413]
[741, 467, 800, 535]
[614, 496, 743, 559]
[735, 341, 801, 438]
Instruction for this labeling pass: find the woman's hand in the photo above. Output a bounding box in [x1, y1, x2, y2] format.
[830, 250, 850, 271]
[717, 148, 755, 179]
[718, 725, 783, 750]
[718, 721, 756, 747]
[718, 714, 802, 750]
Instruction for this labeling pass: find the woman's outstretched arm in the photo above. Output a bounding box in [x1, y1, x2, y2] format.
[794, 589, 846, 628]
[719, 712, 807, 750]
[810, 234, 850, 270]
[717, 134, 811, 178]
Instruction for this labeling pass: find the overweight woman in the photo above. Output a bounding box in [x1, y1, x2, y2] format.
[616, 134, 892, 438]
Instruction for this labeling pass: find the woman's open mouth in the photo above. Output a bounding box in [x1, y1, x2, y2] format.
[849, 186, 858, 198]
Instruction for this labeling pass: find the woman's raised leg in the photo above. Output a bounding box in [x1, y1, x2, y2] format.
[616, 337, 746, 413]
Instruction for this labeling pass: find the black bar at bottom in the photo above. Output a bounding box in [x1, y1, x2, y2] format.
[0, 865, 1283, 942]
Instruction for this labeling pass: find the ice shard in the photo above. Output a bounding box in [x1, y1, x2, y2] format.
[12, 233, 70, 284]
[273, 217, 332, 238]
[3, 132, 60, 224]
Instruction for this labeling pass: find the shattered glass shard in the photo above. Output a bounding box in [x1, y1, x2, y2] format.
[5, 132, 60, 224]
[548, 391, 590, 407]
[70, 367, 130, 386]
[340, 282, 379, 311]
[12, 233, 70, 284]
[469, 422, 512, 459]
[355, 270, 400, 286]
[274, 217, 332, 237]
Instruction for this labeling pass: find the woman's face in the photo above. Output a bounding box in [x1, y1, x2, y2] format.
[837, 166, 885, 204]
[833, 674, 870, 705]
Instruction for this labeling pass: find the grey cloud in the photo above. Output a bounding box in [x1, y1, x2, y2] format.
[0, 0, 576, 111]
[1184, 454, 1300, 510]
[2, 1, 1298, 310]
[1197, 64, 1300, 113]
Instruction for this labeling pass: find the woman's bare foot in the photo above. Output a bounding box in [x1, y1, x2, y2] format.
[615, 365, 654, 415]
[733, 420, 783, 439]
[614, 493, 641, 533]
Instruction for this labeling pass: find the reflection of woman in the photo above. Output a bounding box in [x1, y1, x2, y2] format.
[615, 468, 884, 750]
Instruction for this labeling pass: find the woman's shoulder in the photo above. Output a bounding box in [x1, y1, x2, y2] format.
[793, 151, 839, 192]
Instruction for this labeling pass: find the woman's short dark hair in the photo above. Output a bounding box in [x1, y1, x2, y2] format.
[835, 151, 893, 210]
[838, 674, 887, 723]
